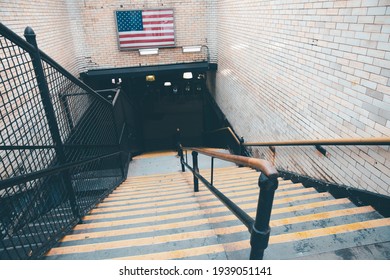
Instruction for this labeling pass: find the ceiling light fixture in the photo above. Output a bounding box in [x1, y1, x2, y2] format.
[139, 48, 159, 55]
[183, 72, 193, 79]
[182, 46, 202, 53]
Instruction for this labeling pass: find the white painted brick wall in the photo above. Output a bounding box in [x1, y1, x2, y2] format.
[214, 0, 390, 195]
[0, 0, 86, 76]
[0, 0, 216, 73]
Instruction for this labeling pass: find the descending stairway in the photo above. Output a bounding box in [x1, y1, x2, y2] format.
[45, 164, 390, 260]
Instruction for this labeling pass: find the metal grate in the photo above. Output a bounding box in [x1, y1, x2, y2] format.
[0, 23, 128, 259]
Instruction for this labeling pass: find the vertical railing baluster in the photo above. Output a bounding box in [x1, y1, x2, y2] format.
[179, 144, 185, 172]
[24, 27, 80, 219]
[192, 151, 199, 192]
[210, 157, 214, 185]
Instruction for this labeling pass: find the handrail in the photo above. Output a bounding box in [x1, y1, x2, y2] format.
[0, 23, 110, 106]
[205, 127, 241, 145]
[0, 151, 122, 191]
[179, 146, 279, 259]
[189, 148, 278, 178]
[244, 137, 390, 147]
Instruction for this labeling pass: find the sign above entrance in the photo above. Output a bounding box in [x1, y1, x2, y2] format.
[115, 9, 175, 50]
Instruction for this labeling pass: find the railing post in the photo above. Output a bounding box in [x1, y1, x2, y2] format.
[192, 151, 199, 192]
[239, 137, 245, 156]
[210, 157, 214, 185]
[249, 173, 279, 260]
[178, 145, 185, 172]
[24, 27, 80, 219]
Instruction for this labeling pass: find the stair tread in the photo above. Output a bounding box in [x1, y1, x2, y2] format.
[46, 165, 390, 260]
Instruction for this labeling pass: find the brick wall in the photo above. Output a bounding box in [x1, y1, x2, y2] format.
[1, 0, 216, 73]
[80, 0, 215, 69]
[213, 0, 390, 195]
[0, 0, 87, 75]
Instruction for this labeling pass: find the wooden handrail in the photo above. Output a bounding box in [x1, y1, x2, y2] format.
[188, 147, 279, 178]
[244, 137, 390, 147]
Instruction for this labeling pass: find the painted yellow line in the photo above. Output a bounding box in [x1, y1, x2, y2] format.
[199, 192, 331, 209]
[108, 217, 390, 260]
[113, 244, 226, 260]
[75, 207, 206, 230]
[127, 172, 185, 181]
[92, 196, 201, 215]
[81, 194, 335, 232]
[86, 195, 348, 223]
[108, 181, 301, 202]
[92, 191, 331, 217]
[86, 202, 200, 220]
[104, 189, 193, 202]
[61, 199, 357, 245]
[62, 218, 211, 242]
[109, 186, 191, 197]
[121, 177, 189, 186]
[133, 151, 177, 159]
[123, 175, 188, 183]
[46, 229, 218, 256]
[223, 218, 390, 252]
[271, 206, 375, 227]
[99, 185, 316, 209]
[124, 178, 188, 187]
[99, 192, 195, 206]
[196, 186, 313, 200]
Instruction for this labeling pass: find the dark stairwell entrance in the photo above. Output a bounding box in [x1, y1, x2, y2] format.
[81, 63, 213, 153]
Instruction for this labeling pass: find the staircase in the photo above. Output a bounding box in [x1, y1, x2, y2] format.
[45, 154, 390, 260]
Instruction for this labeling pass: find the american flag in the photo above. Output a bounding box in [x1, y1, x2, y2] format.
[115, 9, 175, 49]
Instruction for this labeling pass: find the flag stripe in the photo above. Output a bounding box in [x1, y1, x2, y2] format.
[143, 17, 173, 24]
[120, 38, 175, 45]
[116, 9, 175, 49]
[119, 32, 174, 39]
[119, 29, 174, 36]
[142, 10, 173, 16]
[120, 36, 175, 42]
[120, 42, 175, 48]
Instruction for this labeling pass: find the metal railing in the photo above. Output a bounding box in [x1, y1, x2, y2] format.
[203, 127, 249, 157]
[178, 146, 279, 260]
[0, 23, 130, 259]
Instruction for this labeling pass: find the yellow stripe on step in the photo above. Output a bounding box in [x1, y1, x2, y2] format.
[223, 218, 390, 252]
[46, 229, 218, 256]
[110, 217, 390, 260]
[75, 207, 206, 230]
[69, 199, 360, 243]
[113, 244, 227, 260]
[91, 192, 331, 217]
[61, 218, 211, 242]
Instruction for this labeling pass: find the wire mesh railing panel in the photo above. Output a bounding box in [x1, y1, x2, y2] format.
[0, 34, 57, 179]
[69, 153, 123, 216]
[0, 153, 123, 259]
[41, 60, 119, 163]
[0, 173, 76, 259]
[1, 23, 128, 259]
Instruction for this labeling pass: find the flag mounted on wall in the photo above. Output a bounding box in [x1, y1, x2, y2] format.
[115, 9, 175, 50]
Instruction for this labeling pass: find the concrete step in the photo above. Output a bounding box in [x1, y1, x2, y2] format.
[45, 165, 390, 260]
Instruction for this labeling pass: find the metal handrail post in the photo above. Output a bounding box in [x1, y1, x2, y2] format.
[179, 145, 185, 172]
[249, 173, 279, 260]
[210, 157, 214, 185]
[192, 151, 199, 192]
[24, 27, 80, 219]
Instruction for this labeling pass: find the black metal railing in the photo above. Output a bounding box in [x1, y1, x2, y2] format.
[178, 146, 279, 260]
[0, 23, 130, 259]
[203, 127, 250, 157]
